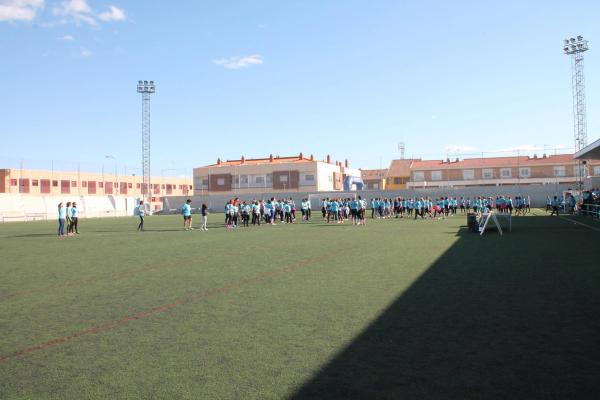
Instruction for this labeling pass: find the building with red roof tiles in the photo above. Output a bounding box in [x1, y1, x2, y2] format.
[406, 153, 600, 188]
[193, 153, 363, 195]
[360, 169, 387, 190]
[386, 159, 418, 189]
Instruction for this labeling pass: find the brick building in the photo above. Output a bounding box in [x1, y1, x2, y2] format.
[360, 169, 387, 190]
[0, 168, 192, 211]
[406, 154, 600, 188]
[193, 153, 362, 196]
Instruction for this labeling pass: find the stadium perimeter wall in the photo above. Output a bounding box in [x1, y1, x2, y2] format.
[165, 184, 576, 211]
[0, 194, 139, 222]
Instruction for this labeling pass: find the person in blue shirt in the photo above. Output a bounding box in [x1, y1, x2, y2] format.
[283, 201, 293, 223]
[350, 198, 360, 224]
[136, 200, 145, 232]
[71, 202, 80, 234]
[328, 199, 339, 223]
[182, 199, 193, 230]
[57, 202, 66, 237]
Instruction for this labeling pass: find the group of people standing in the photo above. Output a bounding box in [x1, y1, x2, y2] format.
[59, 193, 541, 236]
[223, 197, 312, 228]
[320, 197, 368, 225]
[57, 202, 80, 237]
[366, 195, 532, 220]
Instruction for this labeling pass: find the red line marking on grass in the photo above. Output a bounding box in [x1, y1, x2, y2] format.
[0, 251, 336, 363]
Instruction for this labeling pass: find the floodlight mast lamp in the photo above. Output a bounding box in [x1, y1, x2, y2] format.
[137, 80, 155, 205]
[563, 36, 589, 186]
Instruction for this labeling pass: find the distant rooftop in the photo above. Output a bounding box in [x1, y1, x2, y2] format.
[202, 153, 351, 168]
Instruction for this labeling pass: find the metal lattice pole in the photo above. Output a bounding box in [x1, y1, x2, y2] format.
[137, 80, 155, 206]
[563, 36, 589, 185]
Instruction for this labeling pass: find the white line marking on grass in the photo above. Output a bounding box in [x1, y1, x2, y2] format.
[559, 216, 600, 232]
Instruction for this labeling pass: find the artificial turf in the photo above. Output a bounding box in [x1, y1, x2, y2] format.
[0, 210, 599, 399]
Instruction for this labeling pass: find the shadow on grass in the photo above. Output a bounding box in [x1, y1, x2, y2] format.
[290, 215, 600, 399]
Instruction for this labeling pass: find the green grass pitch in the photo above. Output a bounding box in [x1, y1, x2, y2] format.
[1, 211, 599, 399]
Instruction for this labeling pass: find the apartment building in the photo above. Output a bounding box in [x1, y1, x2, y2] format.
[0, 168, 192, 211]
[193, 153, 363, 196]
[406, 154, 600, 188]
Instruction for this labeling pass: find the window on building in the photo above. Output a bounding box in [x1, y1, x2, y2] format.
[519, 167, 531, 178]
[52, 180, 58, 187]
[593, 166, 600, 176]
[19, 179, 30, 193]
[373, 183, 379, 189]
[482, 169, 494, 179]
[128, 183, 133, 188]
[328, 176, 333, 183]
[573, 165, 585, 177]
[99, 182, 104, 188]
[500, 168, 512, 178]
[304, 174, 315, 182]
[201, 179, 209, 186]
[32, 179, 39, 186]
[217, 178, 225, 185]
[462, 169, 474, 180]
[136, 183, 141, 189]
[71, 181, 77, 187]
[255, 176, 265, 184]
[60, 180, 70, 194]
[266, 174, 273, 183]
[240, 175, 248, 184]
[554, 166, 566, 177]
[41, 179, 51, 193]
[413, 172, 424, 181]
[431, 171, 442, 181]
[10, 179, 17, 186]
[394, 178, 401, 184]
[279, 175, 288, 183]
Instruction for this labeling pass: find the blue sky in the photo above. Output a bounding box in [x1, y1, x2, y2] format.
[1, 0, 599, 175]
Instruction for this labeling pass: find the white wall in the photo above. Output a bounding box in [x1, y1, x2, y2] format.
[0, 194, 139, 222]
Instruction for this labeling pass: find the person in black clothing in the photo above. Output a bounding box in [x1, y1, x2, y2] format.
[201, 203, 208, 231]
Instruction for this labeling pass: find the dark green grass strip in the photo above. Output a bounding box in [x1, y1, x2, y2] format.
[0, 250, 336, 364]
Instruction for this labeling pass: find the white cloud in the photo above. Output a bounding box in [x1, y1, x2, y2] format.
[98, 5, 125, 21]
[53, 0, 96, 25]
[0, 0, 44, 22]
[486, 144, 573, 155]
[213, 54, 264, 69]
[79, 46, 91, 57]
[58, 34, 74, 40]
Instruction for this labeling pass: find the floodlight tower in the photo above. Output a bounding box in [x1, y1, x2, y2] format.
[398, 142, 405, 160]
[137, 80, 155, 204]
[563, 36, 589, 184]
